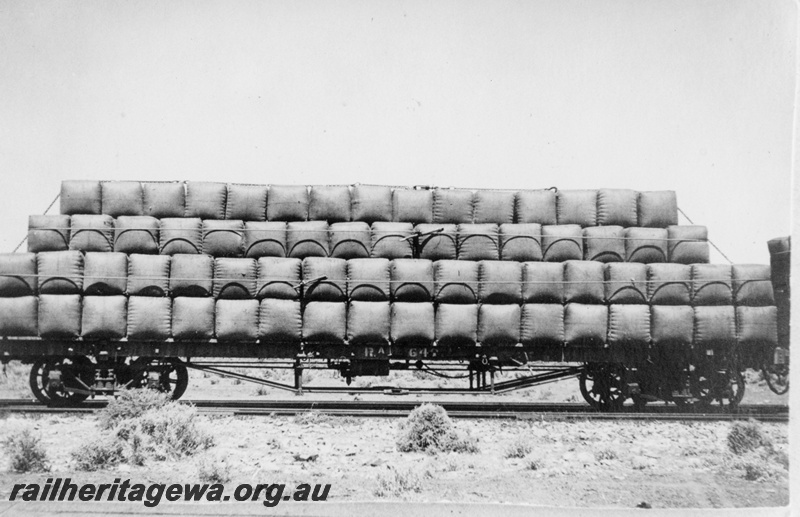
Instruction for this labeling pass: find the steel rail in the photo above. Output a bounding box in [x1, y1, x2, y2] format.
[0, 399, 788, 421]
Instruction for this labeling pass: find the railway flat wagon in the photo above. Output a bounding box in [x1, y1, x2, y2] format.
[0, 181, 789, 409]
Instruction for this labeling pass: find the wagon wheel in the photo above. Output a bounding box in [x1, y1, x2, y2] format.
[29, 356, 94, 406]
[579, 363, 627, 411]
[763, 363, 789, 395]
[128, 358, 189, 400]
[691, 367, 745, 409]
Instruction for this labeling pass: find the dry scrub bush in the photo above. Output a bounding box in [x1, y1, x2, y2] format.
[3, 428, 49, 473]
[727, 420, 771, 455]
[504, 437, 533, 459]
[373, 467, 423, 497]
[396, 404, 479, 454]
[198, 455, 232, 484]
[74, 388, 213, 470]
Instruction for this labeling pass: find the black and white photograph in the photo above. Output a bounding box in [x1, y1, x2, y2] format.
[0, 1, 796, 515]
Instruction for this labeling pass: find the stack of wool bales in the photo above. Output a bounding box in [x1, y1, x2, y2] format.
[0, 180, 776, 353]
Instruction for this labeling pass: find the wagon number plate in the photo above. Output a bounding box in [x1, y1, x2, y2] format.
[407, 347, 437, 359]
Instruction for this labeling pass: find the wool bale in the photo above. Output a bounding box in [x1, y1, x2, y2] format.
[202, 220, 244, 257]
[520, 304, 564, 345]
[597, 189, 638, 227]
[522, 262, 564, 303]
[624, 227, 668, 263]
[415, 224, 458, 260]
[302, 257, 347, 302]
[434, 260, 479, 304]
[159, 218, 202, 255]
[0, 296, 38, 336]
[302, 302, 346, 344]
[60, 180, 101, 215]
[185, 182, 227, 219]
[564, 260, 604, 304]
[473, 190, 515, 224]
[391, 302, 435, 346]
[479, 261, 522, 304]
[101, 181, 143, 217]
[647, 263, 691, 305]
[128, 296, 172, 341]
[767, 236, 790, 291]
[370, 222, 413, 259]
[694, 306, 736, 349]
[736, 306, 777, 347]
[37, 251, 83, 294]
[348, 258, 390, 301]
[169, 254, 213, 297]
[691, 264, 732, 306]
[69, 214, 114, 252]
[287, 221, 329, 258]
[637, 191, 678, 228]
[392, 188, 433, 224]
[557, 190, 597, 227]
[256, 257, 301, 300]
[390, 259, 434, 302]
[732, 264, 774, 306]
[28, 215, 70, 252]
[215, 299, 259, 341]
[330, 222, 371, 259]
[435, 304, 478, 347]
[515, 190, 557, 225]
[0, 253, 37, 296]
[478, 304, 521, 346]
[457, 224, 499, 261]
[542, 225, 583, 262]
[172, 297, 215, 340]
[258, 298, 302, 344]
[214, 258, 257, 299]
[347, 301, 390, 345]
[651, 305, 694, 347]
[142, 182, 186, 218]
[604, 263, 648, 304]
[564, 304, 608, 346]
[225, 184, 267, 221]
[81, 295, 127, 339]
[583, 226, 625, 262]
[114, 216, 160, 254]
[607, 305, 650, 347]
[433, 189, 473, 224]
[243, 221, 287, 258]
[267, 185, 308, 221]
[309, 186, 351, 222]
[127, 254, 170, 296]
[351, 185, 392, 223]
[83, 252, 127, 295]
[499, 223, 542, 262]
[668, 225, 709, 264]
[38, 294, 81, 338]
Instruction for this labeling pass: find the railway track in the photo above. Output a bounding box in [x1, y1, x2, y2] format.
[0, 399, 789, 422]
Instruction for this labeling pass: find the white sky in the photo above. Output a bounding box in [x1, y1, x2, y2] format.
[0, 0, 795, 264]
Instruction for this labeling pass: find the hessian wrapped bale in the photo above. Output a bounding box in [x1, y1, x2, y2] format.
[302, 301, 346, 344]
[113, 216, 159, 254]
[667, 225, 709, 264]
[347, 301, 390, 345]
[169, 254, 213, 297]
[691, 264, 732, 306]
[390, 302, 434, 346]
[520, 304, 564, 346]
[0, 253, 37, 296]
[142, 182, 185, 218]
[435, 304, 478, 347]
[83, 252, 128, 295]
[637, 191, 678, 228]
[478, 260, 522, 304]
[473, 190, 515, 225]
[583, 226, 625, 262]
[390, 259, 434, 302]
[127, 254, 170, 296]
[302, 257, 347, 302]
[28, 215, 70, 253]
[258, 298, 302, 344]
[522, 262, 564, 303]
[351, 185, 392, 224]
[60, 180, 101, 215]
[267, 185, 308, 221]
[329, 222, 371, 259]
[607, 305, 650, 347]
[68, 214, 114, 252]
[736, 306, 777, 347]
[597, 189, 638, 227]
[434, 260, 479, 304]
[185, 182, 227, 219]
[732, 264, 774, 306]
[392, 188, 432, 224]
[38, 294, 82, 338]
[0, 296, 38, 336]
[542, 224, 583, 262]
[127, 296, 172, 340]
[202, 220, 244, 257]
[287, 221, 329, 258]
[256, 257, 301, 300]
[650, 305, 694, 347]
[159, 218, 202, 255]
[457, 224, 499, 261]
[172, 297, 215, 340]
[647, 263, 691, 305]
[693, 306, 736, 349]
[624, 227, 668, 263]
[499, 223, 542, 262]
[415, 223, 457, 260]
[101, 181, 143, 217]
[244, 221, 286, 258]
[564, 303, 608, 347]
[81, 295, 127, 339]
[213, 258, 257, 299]
[556, 190, 597, 227]
[225, 184, 267, 221]
[215, 299, 259, 341]
[478, 304, 521, 346]
[37, 250, 84, 295]
[309, 186, 351, 222]
[347, 258, 390, 301]
[370, 222, 413, 259]
[604, 262, 648, 304]
[564, 260, 605, 304]
[432, 188, 473, 224]
[515, 190, 557, 225]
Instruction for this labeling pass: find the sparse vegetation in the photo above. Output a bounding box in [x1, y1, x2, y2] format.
[728, 420, 771, 455]
[294, 411, 332, 425]
[72, 438, 124, 471]
[197, 455, 232, 483]
[395, 404, 479, 454]
[504, 437, 532, 459]
[373, 467, 423, 497]
[3, 428, 49, 473]
[74, 388, 214, 469]
[524, 456, 544, 470]
[595, 447, 618, 461]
